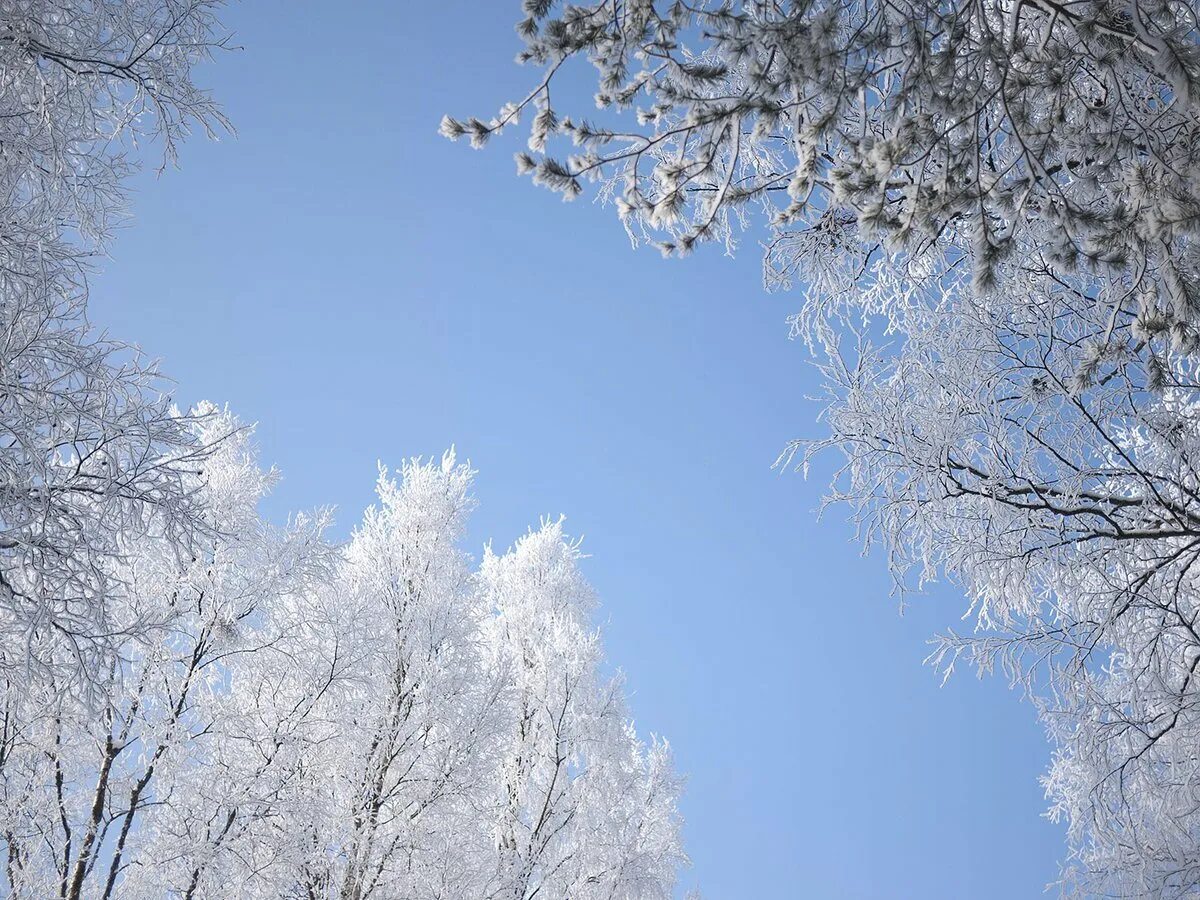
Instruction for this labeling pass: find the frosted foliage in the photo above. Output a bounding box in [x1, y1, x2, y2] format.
[0, 440, 688, 899]
[0, 407, 334, 900]
[775, 248, 1200, 894]
[0, 0, 230, 684]
[0, 0, 228, 275]
[447, 0, 1200, 308]
[0, 4, 689, 893]
[481, 522, 683, 900]
[0, 293, 213, 686]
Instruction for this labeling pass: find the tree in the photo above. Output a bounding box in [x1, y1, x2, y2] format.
[0, 0, 232, 685]
[0, 407, 335, 900]
[0, 439, 688, 899]
[0, 289, 222, 689]
[0, 0, 229, 290]
[288, 457, 686, 900]
[444, 1, 1200, 892]
[479, 519, 683, 900]
[288, 454, 499, 900]
[442, 0, 1200, 301]
[793, 252, 1200, 897]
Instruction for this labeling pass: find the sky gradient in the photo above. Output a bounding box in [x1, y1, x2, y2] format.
[90, 3, 1064, 896]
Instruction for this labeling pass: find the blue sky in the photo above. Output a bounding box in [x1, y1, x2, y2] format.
[91, 2, 1063, 896]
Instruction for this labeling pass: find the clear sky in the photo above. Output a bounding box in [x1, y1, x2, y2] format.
[90, 2, 1064, 896]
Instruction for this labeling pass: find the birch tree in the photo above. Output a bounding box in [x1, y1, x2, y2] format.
[782, 249, 1200, 896]
[481, 520, 684, 900]
[289, 458, 686, 900]
[290, 455, 501, 900]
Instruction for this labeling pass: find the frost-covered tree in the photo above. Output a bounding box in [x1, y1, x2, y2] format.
[785, 248, 1200, 896]
[0, 0, 231, 683]
[443, 0, 1200, 303]
[0, 293, 218, 688]
[480, 520, 683, 900]
[288, 455, 500, 900]
[0, 407, 334, 900]
[289, 458, 686, 900]
[0, 437, 688, 899]
[0, 0, 229, 292]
